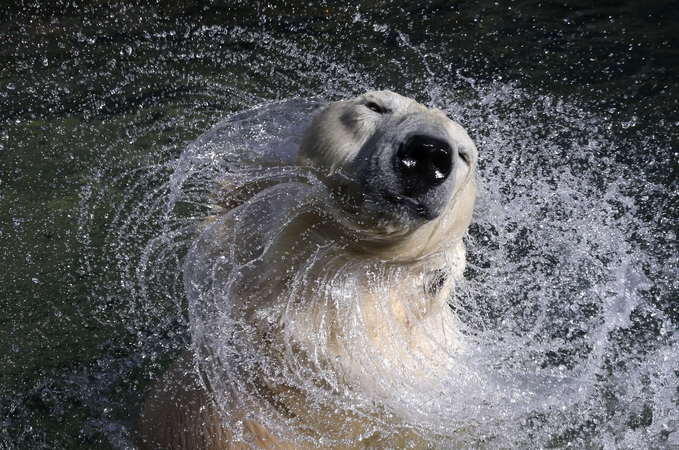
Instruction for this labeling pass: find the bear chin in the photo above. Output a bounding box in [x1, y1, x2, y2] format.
[136, 90, 478, 449]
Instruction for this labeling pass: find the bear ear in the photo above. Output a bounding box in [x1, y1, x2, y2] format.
[424, 268, 449, 297]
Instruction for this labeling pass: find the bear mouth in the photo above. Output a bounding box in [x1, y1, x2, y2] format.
[382, 189, 439, 221]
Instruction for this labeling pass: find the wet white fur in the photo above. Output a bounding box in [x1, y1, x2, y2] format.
[137, 91, 478, 449]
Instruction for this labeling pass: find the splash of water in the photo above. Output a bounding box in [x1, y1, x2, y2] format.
[141, 90, 677, 448]
[74, 84, 678, 448]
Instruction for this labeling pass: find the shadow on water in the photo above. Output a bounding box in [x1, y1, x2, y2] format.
[0, 1, 677, 448]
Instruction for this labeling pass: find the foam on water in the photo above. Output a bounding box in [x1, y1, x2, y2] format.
[122, 86, 677, 448]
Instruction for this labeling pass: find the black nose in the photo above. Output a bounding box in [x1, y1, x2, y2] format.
[396, 135, 453, 195]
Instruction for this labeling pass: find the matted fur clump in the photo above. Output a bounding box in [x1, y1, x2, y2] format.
[137, 91, 478, 449]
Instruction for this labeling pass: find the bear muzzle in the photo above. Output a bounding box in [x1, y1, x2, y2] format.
[395, 134, 453, 197]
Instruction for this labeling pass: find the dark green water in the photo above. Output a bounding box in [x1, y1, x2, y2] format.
[1, 1, 677, 448]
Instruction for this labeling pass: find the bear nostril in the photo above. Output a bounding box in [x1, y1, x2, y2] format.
[396, 135, 453, 193]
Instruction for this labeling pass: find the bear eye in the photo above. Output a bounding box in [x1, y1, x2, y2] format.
[459, 151, 471, 165]
[365, 101, 387, 114]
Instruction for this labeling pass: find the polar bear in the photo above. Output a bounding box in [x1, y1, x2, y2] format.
[136, 91, 478, 449]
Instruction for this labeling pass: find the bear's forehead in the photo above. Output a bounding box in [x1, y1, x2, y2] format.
[345, 91, 472, 147]
[356, 90, 426, 111]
